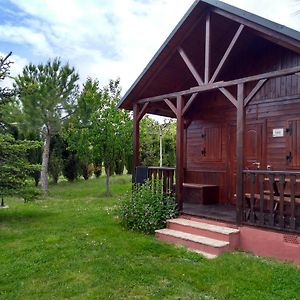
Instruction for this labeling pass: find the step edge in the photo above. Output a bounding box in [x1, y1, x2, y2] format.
[155, 228, 230, 248]
[168, 218, 240, 235]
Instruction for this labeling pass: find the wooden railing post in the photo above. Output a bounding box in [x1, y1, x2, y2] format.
[176, 95, 184, 210]
[133, 104, 140, 182]
[236, 83, 245, 225]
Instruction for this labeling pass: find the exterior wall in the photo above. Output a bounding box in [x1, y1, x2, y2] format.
[184, 46, 300, 204]
[239, 226, 300, 265]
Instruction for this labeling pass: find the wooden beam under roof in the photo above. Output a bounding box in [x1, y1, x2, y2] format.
[137, 65, 300, 104]
[210, 24, 244, 83]
[178, 47, 204, 85]
[204, 12, 211, 83]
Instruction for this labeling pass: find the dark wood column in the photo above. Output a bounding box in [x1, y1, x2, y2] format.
[176, 95, 184, 210]
[133, 103, 140, 181]
[236, 83, 245, 224]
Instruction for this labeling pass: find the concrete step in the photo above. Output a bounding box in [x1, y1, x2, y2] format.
[155, 228, 230, 256]
[167, 218, 239, 248]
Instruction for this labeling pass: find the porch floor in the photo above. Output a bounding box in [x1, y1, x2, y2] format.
[182, 203, 236, 223]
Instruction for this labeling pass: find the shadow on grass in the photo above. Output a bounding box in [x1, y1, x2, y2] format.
[0, 210, 54, 225]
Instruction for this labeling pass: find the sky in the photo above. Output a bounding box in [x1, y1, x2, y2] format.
[0, 0, 299, 96]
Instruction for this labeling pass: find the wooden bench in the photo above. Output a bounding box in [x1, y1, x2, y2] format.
[183, 183, 219, 204]
[244, 193, 300, 204]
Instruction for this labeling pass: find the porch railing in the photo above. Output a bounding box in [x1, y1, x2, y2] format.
[147, 167, 175, 195]
[243, 170, 300, 233]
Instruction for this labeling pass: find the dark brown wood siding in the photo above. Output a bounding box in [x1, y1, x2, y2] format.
[185, 47, 300, 204]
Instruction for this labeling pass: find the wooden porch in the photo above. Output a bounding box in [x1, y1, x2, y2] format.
[138, 166, 300, 233]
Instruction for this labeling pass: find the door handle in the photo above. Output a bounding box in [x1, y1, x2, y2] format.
[286, 152, 293, 162]
[252, 161, 260, 169]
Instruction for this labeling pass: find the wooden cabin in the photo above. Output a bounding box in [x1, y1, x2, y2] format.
[117, 0, 300, 263]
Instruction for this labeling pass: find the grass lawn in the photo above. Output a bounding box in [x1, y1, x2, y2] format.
[1, 175, 299, 300]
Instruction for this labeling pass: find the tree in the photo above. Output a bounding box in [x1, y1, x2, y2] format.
[64, 78, 97, 178]
[0, 53, 40, 204]
[0, 52, 14, 130]
[139, 117, 176, 167]
[48, 134, 65, 184]
[14, 58, 79, 194]
[91, 79, 132, 196]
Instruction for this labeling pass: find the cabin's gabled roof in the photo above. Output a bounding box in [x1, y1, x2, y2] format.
[117, 0, 300, 112]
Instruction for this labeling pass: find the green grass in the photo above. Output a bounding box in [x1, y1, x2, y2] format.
[1, 175, 299, 300]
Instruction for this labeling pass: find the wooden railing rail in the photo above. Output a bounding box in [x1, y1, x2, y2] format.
[243, 170, 300, 233]
[148, 167, 175, 195]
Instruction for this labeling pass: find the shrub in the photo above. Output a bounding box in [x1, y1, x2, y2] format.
[63, 153, 79, 182]
[115, 159, 124, 175]
[94, 163, 102, 177]
[49, 152, 63, 184]
[80, 162, 94, 180]
[118, 179, 178, 234]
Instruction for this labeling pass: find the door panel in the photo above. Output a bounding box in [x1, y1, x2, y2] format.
[228, 122, 265, 203]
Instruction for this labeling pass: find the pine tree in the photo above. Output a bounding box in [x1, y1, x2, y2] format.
[0, 53, 40, 205]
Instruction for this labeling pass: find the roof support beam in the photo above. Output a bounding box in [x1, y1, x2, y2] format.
[219, 87, 238, 107]
[182, 93, 198, 115]
[137, 65, 300, 104]
[236, 83, 245, 225]
[178, 47, 204, 85]
[164, 98, 177, 116]
[210, 24, 244, 83]
[204, 13, 211, 83]
[137, 102, 150, 122]
[244, 79, 268, 107]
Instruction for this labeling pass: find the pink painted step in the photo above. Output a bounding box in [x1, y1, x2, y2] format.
[155, 228, 230, 256]
[155, 217, 240, 257]
[167, 218, 240, 249]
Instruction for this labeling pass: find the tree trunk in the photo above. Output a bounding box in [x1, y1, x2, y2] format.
[41, 127, 51, 194]
[105, 165, 111, 197]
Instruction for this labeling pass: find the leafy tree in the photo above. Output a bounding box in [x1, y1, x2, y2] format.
[14, 58, 79, 194]
[64, 78, 96, 179]
[140, 117, 160, 166]
[139, 117, 176, 167]
[91, 79, 132, 196]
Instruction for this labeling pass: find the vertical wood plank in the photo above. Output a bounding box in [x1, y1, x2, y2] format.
[204, 12, 211, 83]
[133, 104, 140, 183]
[268, 173, 275, 226]
[278, 174, 285, 228]
[236, 83, 245, 225]
[290, 175, 296, 230]
[259, 174, 265, 225]
[249, 173, 256, 223]
[176, 95, 184, 210]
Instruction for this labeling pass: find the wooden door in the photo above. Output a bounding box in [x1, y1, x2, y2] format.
[244, 123, 263, 170]
[228, 121, 265, 203]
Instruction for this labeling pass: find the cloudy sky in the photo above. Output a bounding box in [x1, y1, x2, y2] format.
[0, 0, 299, 95]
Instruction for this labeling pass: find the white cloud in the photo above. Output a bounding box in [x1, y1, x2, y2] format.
[0, 0, 298, 95]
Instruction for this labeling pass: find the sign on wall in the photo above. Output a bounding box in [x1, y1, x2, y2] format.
[272, 128, 284, 137]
